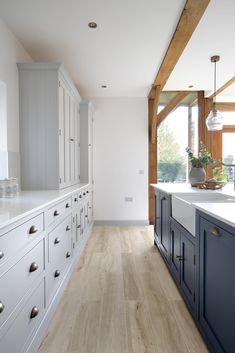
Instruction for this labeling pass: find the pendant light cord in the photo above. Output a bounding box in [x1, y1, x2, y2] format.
[214, 59, 217, 105]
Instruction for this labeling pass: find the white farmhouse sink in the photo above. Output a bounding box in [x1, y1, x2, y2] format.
[172, 193, 235, 236]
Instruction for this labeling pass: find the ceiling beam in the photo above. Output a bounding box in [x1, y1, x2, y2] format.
[151, 85, 161, 143]
[156, 91, 190, 128]
[216, 102, 235, 112]
[149, 0, 210, 99]
[208, 76, 235, 98]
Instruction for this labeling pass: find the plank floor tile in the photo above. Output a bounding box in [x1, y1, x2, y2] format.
[38, 226, 209, 353]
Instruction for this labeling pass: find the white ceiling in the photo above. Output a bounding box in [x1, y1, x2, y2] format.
[165, 0, 235, 98]
[0, 0, 185, 98]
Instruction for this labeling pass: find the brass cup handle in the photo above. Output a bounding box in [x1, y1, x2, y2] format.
[54, 210, 60, 216]
[54, 237, 60, 244]
[29, 225, 38, 234]
[210, 227, 220, 237]
[54, 270, 60, 278]
[0, 250, 4, 260]
[30, 306, 39, 319]
[77, 225, 81, 229]
[65, 203, 70, 208]
[66, 225, 71, 231]
[66, 252, 71, 258]
[29, 262, 38, 273]
[0, 301, 5, 314]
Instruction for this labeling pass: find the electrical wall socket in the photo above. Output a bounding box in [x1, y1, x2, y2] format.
[125, 197, 133, 202]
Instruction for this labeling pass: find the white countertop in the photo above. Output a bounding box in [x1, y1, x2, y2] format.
[195, 202, 235, 229]
[151, 183, 235, 228]
[0, 183, 89, 230]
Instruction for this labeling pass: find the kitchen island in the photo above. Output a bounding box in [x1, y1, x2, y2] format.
[151, 183, 235, 353]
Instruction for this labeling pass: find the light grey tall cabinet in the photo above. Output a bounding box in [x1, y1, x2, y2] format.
[18, 63, 81, 190]
[80, 101, 94, 185]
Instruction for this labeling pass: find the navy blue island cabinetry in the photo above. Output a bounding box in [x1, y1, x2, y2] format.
[197, 210, 235, 353]
[153, 186, 235, 353]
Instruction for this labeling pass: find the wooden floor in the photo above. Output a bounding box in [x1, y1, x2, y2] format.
[38, 226, 209, 353]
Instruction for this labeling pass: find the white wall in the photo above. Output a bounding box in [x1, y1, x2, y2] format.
[92, 97, 148, 223]
[0, 19, 32, 179]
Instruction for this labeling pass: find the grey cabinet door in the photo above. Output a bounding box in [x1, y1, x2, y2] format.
[160, 194, 171, 263]
[199, 216, 235, 353]
[154, 190, 161, 244]
[170, 222, 181, 282]
[181, 232, 195, 311]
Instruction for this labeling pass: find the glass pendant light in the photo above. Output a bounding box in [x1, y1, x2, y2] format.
[206, 55, 224, 131]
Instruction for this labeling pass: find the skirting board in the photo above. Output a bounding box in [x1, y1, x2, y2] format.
[94, 220, 149, 226]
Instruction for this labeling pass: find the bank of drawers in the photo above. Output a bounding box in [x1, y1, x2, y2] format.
[0, 239, 44, 328]
[46, 196, 72, 228]
[0, 213, 44, 269]
[47, 215, 72, 304]
[0, 279, 45, 353]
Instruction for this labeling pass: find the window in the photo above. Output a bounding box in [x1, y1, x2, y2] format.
[157, 105, 196, 183]
[222, 112, 235, 182]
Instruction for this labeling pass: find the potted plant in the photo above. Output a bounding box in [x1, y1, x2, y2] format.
[186, 143, 216, 186]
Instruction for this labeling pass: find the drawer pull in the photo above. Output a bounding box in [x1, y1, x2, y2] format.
[83, 192, 86, 196]
[210, 227, 220, 237]
[176, 255, 183, 261]
[85, 215, 88, 218]
[54, 237, 60, 244]
[0, 250, 4, 260]
[29, 262, 39, 273]
[66, 225, 71, 231]
[0, 301, 5, 314]
[30, 306, 39, 319]
[79, 195, 82, 199]
[54, 210, 60, 217]
[77, 225, 81, 229]
[89, 207, 92, 209]
[54, 270, 60, 278]
[29, 225, 38, 234]
[74, 197, 78, 202]
[66, 252, 71, 258]
[86, 191, 89, 194]
[65, 203, 70, 208]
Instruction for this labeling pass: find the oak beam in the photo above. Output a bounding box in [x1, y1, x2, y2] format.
[156, 91, 190, 127]
[149, 0, 210, 99]
[208, 76, 235, 99]
[148, 98, 157, 224]
[151, 85, 161, 144]
[216, 102, 235, 112]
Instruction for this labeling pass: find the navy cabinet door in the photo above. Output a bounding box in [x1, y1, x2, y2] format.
[181, 232, 195, 311]
[154, 190, 161, 244]
[160, 194, 171, 263]
[199, 217, 235, 353]
[170, 222, 181, 283]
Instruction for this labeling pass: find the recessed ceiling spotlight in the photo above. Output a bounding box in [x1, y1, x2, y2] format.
[101, 85, 107, 88]
[188, 85, 194, 88]
[88, 22, 97, 29]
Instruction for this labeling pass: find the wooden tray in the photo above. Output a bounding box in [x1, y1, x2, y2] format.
[193, 181, 226, 190]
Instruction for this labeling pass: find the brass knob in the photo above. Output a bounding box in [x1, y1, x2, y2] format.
[65, 203, 70, 208]
[83, 192, 86, 196]
[79, 195, 82, 199]
[54, 270, 60, 278]
[74, 197, 78, 202]
[54, 210, 60, 216]
[54, 237, 60, 244]
[0, 301, 5, 314]
[0, 250, 4, 260]
[66, 252, 71, 258]
[86, 191, 89, 194]
[29, 225, 38, 234]
[66, 225, 71, 231]
[210, 227, 220, 237]
[30, 306, 39, 319]
[29, 262, 38, 273]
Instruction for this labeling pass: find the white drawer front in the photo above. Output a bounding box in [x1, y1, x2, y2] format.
[48, 216, 72, 265]
[46, 197, 72, 227]
[0, 279, 44, 353]
[0, 240, 44, 328]
[0, 213, 44, 268]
